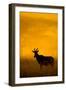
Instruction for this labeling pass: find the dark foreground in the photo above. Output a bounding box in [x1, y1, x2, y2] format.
[20, 58, 58, 78]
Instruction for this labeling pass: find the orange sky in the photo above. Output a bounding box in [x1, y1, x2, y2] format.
[20, 12, 58, 59]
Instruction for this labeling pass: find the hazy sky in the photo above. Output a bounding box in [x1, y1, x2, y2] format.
[20, 12, 58, 59]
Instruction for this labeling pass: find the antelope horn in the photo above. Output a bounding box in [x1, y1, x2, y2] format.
[32, 48, 36, 51]
[36, 48, 38, 50]
[36, 48, 38, 51]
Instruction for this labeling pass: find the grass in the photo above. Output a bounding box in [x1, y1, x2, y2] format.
[20, 57, 58, 78]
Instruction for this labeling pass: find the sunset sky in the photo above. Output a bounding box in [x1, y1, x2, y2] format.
[20, 12, 58, 60]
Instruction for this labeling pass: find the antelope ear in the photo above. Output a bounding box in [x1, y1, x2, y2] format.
[32, 50, 34, 52]
[34, 55, 36, 58]
[38, 50, 39, 52]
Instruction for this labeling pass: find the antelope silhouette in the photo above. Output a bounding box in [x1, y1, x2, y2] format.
[32, 48, 54, 68]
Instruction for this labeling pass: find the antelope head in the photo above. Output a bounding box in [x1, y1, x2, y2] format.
[32, 48, 39, 57]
